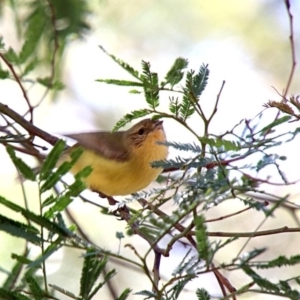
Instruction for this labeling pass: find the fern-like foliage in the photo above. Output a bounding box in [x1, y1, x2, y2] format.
[80, 250, 116, 300]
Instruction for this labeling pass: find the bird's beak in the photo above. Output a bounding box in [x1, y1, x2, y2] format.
[154, 120, 163, 130]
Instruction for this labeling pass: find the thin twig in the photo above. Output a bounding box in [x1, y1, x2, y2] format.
[283, 0, 296, 99]
[207, 80, 226, 124]
[0, 102, 59, 146]
[205, 207, 252, 223]
[0, 53, 33, 122]
[205, 226, 300, 238]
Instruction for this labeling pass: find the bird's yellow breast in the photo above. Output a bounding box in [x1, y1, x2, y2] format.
[69, 129, 168, 196]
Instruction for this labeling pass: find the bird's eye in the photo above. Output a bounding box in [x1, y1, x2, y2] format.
[138, 128, 145, 135]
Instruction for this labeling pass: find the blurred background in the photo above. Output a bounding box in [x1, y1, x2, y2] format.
[0, 0, 300, 299]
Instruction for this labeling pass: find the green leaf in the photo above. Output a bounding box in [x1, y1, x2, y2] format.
[42, 195, 56, 208]
[113, 109, 150, 131]
[80, 250, 115, 300]
[169, 96, 181, 117]
[134, 290, 157, 297]
[180, 72, 195, 120]
[22, 58, 39, 77]
[194, 215, 211, 264]
[40, 139, 66, 180]
[19, 11, 45, 63]
[40, 147, 87, 193]
[115, 288, 132, 300]
[40, 162, 70, 193]
[0, 196, 71, 237]
[129, 89, 141, 94]
[73, 165, 92, 181]
[89, 269, 116, 300]
[161, 141, 201, 153]
[259, 115, 291, 136]
[6, 145, 36, 181]
[238, 248, 267, 264]
[28, 237, 63, 269]
[41, 148, 86, 192]
[24, 274, 44, 300]
[169, 278, 192, 299]
[0, 288, 32, 300]
[165, 57, 188, 87]
[48, 284, 77, 299]
[242, 265, 280, 292]
[3, 253, 26, 290]
[43, 195, 72, 219]
[4, 47, 19, 64]
[37, 77, 65, 90]
[99, 45, 140, 79]
[199, 137, 240, 151]
[0, 215, 41, 245]
[96, 79, 143, 87]
[116, 231, 124, 239]
[141, 61, 160, 109]
[0, 69, 10, 79]
[196, 288, 211, 300]
[11, 253, 32, 265]
[192, 64, 209, 97]
[257, 254, 300, 269]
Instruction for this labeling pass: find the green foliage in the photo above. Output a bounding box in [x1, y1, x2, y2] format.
[112, 109, 151, 131]
[141, 61, 160, 109]
[259, 115, 292, 136]
[39, 139, 66, 180]
[37, 77, 65, 90]
[0, 215, 41, 244]
[80, 250, 116, 300]
[199, 137, 240, 151]
[1, 10, 300, 298]
[195, 215, 211, 265]
[115, 288, 132, 300]
[242, 266, 300, 299]
[0, 288, 32, 300]
[256, 254, 300, 269]
[164, 57, 188, 88]
[196, 288, 211, 300]
[6, 145, 36, 181]
[159, 141, 201, 153]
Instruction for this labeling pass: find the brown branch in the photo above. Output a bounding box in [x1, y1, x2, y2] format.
[283, 0, 296, 98]
[138, 198, 197, 248]
[264, 0, 297, 136]
[0, 53, 33, 122]
[101, 195, 165, 255]
[207, 80, 226, 124]
[239, 171, 299, 186]
[205, 206, 252, 223]
[152, 251, 161, 294]
[205, 226, 300, 238]
[0, 102, 59, 146]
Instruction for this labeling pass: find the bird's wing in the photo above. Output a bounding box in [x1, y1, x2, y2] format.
[65, 131, 129, 162]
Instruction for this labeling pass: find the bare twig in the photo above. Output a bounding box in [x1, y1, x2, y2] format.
[283, 0, 296, 98]
[205, 207, 252, 223]
[207, 80, 226, 123]
[0, 53, 33, 122]
[205, 226, 300, 238]
[0, 102, 59, 146]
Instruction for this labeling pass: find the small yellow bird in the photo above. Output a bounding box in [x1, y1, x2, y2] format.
[62, 118, 168, 196]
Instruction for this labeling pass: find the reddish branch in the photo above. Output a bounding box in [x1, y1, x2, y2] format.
[0, 53, 33, 122]
[0, 102, 59, 147]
